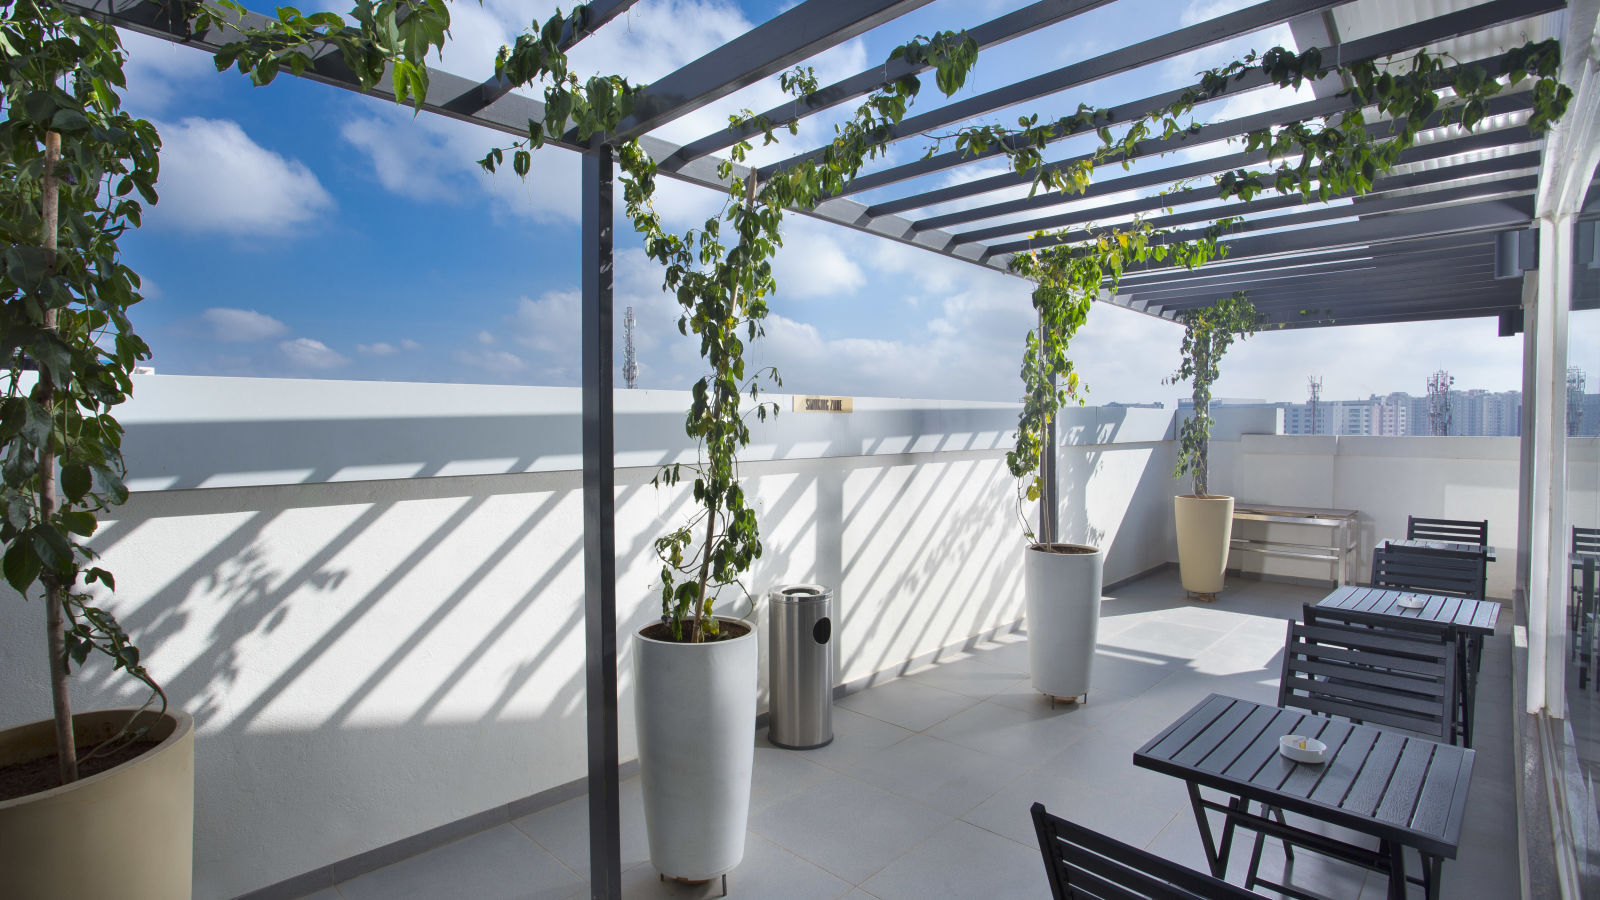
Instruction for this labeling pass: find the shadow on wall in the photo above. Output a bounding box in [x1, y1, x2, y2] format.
[0, 397, 1039, 898]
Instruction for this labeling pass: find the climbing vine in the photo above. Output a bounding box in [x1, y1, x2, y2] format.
[0, 0, 1581, 754]
[1166, 291, 1260, 498]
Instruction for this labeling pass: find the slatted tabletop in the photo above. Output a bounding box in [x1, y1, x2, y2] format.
[1382, 538, 1497, 562]
[1318, 585, 1501, 636]
[1134, 694, 1475, 859]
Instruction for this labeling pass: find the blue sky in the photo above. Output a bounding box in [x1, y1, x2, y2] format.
[113, 0, 1595, 407]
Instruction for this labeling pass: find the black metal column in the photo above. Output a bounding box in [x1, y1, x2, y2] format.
[1044, 407, 1059, 544]
[581, 145, 622, 900]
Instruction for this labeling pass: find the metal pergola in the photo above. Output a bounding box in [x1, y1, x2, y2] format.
[68, 1, 1600, 897]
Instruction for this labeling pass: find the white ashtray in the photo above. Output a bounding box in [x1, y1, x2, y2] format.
[1278, 735, 1327, 764]
[1395, 594, 1428, 610]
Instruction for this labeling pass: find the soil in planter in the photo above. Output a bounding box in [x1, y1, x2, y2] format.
[0, 739, 160, 802]
[1031, 543, 1097, 554]
[640, 620, 752, 643]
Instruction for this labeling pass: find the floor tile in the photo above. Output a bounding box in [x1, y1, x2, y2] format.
[750, 741, 835, 813]
[963, 767, 1178, 851]
[858, 820, 1050, 899]
[618, 832, 852, 900]
[835, 678, 978, 733]
[337, 824, 582, 900]
[905, 655, 1029, 700]
[841, 733, 1033, 817]
[764, 707, 913, 771]
[747, 772, 950, 884]
[514, 775, 653, 878]
[925, 699, 1094, 765]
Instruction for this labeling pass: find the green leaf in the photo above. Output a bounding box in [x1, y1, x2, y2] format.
[61, 511, 97, 537]
[3, 541, 41, 594]
[61, 464, 92, 502]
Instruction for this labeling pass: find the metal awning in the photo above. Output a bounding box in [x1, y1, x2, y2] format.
[77, 0, 1566, 330]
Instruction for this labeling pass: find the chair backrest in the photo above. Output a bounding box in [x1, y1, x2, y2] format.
[1370, 544, 1486, 600]
[1302, 604, 1453, 648]
[1575, 527, 1600, 556]
[1278, 621, 1457, 742]
[1407, 515, 1489, 546]
[1030, 803, 1258, 900]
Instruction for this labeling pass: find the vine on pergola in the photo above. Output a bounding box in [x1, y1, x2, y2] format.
[1166, 291, 1261, 499]
[0, 3, 1579, 785]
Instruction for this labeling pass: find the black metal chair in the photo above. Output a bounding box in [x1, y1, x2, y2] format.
[1030, 803, 1258, 900]
[1302, 605, 1470, 746]
[1573, 527, 1600, 614]
[1245, 622, 1459, 898]
[1279, 621, 1458, 744]
[1370, 544, 1486, 601]
[1577, 558, 1598, 691]
[1406, 515, 1489, 547]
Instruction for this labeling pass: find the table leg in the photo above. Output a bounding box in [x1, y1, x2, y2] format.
[1386, 840, 1408, 900]
[1455, 634, 1474, 747]
[1187, 782, 1228, 879]
[1423, 853, 1444, 900]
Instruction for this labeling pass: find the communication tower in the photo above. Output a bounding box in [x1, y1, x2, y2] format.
[1569, 367, 1587, 436]
[1427, 370, 1454, 436]
[1307, 376, 1322, 435]
[623, 306, 638, 390]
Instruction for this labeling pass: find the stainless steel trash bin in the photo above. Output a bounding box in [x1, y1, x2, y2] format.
[768, 584, 834, 749]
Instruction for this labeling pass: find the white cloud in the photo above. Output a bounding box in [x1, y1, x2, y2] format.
[280, 338, 348, 369]
[117, 29, 216, 114]
[339, 106, 580, 224]
[454, 348, 526, 376]
[771, 221, 865, 300]
[150, 118, 333, 235]
[356, 341, 422, 356]
[477, 330, 498, 345]
[203, 308, 289, 342]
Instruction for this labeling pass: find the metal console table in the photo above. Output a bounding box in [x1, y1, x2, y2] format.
[1229, 503, 1360, 586]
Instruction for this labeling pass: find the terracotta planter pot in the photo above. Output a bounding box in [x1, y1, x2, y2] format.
[1175, 494, 1235, 595]
[0, 707, 195, 900]
[634, 617, 757, 881]
[1024, 543, 1103, 700]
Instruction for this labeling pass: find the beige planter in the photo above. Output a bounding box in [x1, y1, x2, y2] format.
[1175, 494, 1235, 595]
[0, 708, 195, 900]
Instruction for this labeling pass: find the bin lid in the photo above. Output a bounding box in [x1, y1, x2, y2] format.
[769, 583, 832, 604]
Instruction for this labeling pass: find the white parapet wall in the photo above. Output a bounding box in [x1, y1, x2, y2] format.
[0, 375, 1177, 899]
[1203, 421, 1591, 601]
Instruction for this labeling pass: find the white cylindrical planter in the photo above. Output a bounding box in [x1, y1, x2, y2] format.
[634, 617, 757, 882]
[0, 708, 194, 900]
[1025, 543, 1103, 700]
[1174, 494, 1235, 595]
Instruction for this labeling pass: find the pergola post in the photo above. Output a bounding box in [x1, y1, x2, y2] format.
[1526, 215, 1573, 716]
[581, 144, 622, 900]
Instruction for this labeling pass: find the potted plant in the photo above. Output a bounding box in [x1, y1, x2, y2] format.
[0, 5, 448, 896]
[0, 8, 190, 898]
[1168, 291, 1261, 600]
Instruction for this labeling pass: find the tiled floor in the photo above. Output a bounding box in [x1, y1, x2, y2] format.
[312, 570, 1518, 899]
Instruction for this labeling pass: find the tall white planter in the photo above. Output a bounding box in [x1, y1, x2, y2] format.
[1174, 494, 1235, 595]
[1025, 543, 1103, 700]
[634, 617, 757, 882]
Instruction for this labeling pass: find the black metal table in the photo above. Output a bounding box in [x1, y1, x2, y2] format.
[1380, 538, 1496, 562]
[1134, 694, 1475, 900]
[1317, 585, 1501, 746]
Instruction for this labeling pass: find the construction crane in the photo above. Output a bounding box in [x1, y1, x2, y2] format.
[623, 306, 638, 390]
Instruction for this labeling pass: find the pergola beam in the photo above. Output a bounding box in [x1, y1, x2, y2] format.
[1116, 245, 1489, 296]
[602, 0, 935, 142]
[760, 0, 1348, 182]
[786, 0, 1557, 198]
[985, 174, 1538, 256]
[956, 148, 1541, 247]
[915, 115, 1535, 232]
[661, 0, 1119, 170]
[1134, 262, 1497, 308]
